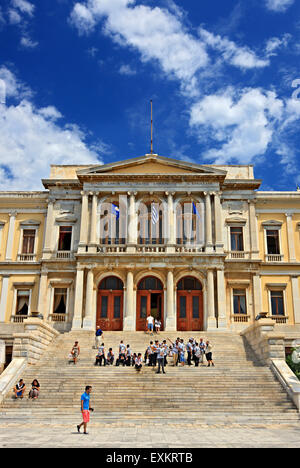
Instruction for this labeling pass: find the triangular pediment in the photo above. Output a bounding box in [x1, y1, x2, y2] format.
[77, 154, 227, 178]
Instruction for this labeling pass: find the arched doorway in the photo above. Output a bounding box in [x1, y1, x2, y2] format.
[97, 276, 124, 330]
[177, 276, 203, 331]
[136, 276, 164, 331]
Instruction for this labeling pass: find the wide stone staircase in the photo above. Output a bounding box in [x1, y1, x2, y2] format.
[1, 330, 299, 425]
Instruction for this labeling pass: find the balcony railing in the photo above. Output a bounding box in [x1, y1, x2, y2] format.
[49, 313, 67, 323]
[268, 315, 288, 324]
[55, 251, 74, 259]
[11, 314, 28, 323]
[227, 251, 251, 260]
[137, 245, 166, 253]
[18, 253, 36, 262]
[175, 245, 205, 253]
[231, 314, 250, 323]
[265, 254, 283, 262]
[98, 245, 127, 253]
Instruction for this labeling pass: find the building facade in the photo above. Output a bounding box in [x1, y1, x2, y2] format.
[0, 153, 300, 334]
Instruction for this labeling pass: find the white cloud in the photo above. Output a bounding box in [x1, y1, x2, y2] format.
[20, 35, 38, 48]
[265, 34, 291, 56]
[190, 88, 285, 163]
[0, 67, 105, 190]
[119, 64, 136, 76]
[69, 0, 270, 97]
[11, 0, 35, 17]
[199, 28, 269, 69]
[265, 0, 294, 12]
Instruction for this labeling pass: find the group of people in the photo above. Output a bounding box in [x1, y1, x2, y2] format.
[92, 335, 214, 374]
[13, 379, 40, 399]
[94, 340, 143, 371]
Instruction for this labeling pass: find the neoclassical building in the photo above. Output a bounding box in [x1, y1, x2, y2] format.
[1, 153, 300, 339]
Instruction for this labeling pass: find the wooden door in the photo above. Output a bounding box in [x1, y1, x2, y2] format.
[136, 291, 164, 331]
[97, 291, 123, 331]
[177, 291, 203, 331]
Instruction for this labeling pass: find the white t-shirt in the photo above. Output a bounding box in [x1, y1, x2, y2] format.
[147, 316, 154, 324]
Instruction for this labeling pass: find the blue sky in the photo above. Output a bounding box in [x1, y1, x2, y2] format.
[0, 0, 300, 190]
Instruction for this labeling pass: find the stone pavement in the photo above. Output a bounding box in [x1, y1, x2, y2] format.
[1, 421, 300, 448]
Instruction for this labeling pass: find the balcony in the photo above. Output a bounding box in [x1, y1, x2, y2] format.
[55, 251, 75, 260]
[17, 253, 36, 262]
[265, 254, 283, 262]
[49, 313, 67, 323]
[231, 314, 250, 323]
[227, 251, 251, 260]
[11, 314, 28, 323]
[268, 315, 288, 324]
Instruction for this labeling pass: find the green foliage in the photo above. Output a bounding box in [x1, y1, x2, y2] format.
[286, 351, 300, 380]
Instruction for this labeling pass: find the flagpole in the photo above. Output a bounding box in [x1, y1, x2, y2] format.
[150, 100, 153, 155]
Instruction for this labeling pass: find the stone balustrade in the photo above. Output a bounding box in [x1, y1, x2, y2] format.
[240, 318, 286, 365]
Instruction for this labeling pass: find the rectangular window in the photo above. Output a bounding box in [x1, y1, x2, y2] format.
[266, 230, 280, 255]
[192, 296, 199, 319]
[58, 226, 72, 251]
[179, 296, 187, 318]
[233, 289, 247, 314]
[114, 296, 121, 319]
[101, 296, 108, 318]
[22, 230, 35, 254]
[16, 290, 30, 316]
[270, 290, 284, 316]
[230, 227, 244, 251]
[140, 296, 147, 319]
[53, 288, 67, 314]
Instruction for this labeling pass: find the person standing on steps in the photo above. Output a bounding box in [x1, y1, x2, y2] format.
[205, 341, 215, 367]
[77, 386, 93, 435]
[95, 326, 103, 349]
[146, 314, 154, 335]
[71, 341, 80, 365]
[199, 338, 206, 365]
[94, 343, 106, 366]
[156, 343, 166, 374]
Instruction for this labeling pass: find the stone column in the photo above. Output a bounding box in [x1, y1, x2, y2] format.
[124, 270, 134, 330]
[0, 275, 9, 322]
[207, 269, 217, 329]
[72, 269, 84, 330]
[214, 192, 224, 253]
[286, 213, 296, 262]
[248, 200, 259, 260]
[37, 271, 48, 319]
[0, 339, 5, 374]
[127, 193, 137, 253]
[89, 193, 98, 253]
[252, 274, 262, 320]
[291, 276, 300, 324]
[43, 199, 54, 258]
[166, 192, 175, 253]
[165, 269, 176, 330]
[83, 269, 94, 330]
[217, 269, 227, 328]
[5, 211, 17, 261]
[78, 191, 89, 253]
[205, 192, 213, 253]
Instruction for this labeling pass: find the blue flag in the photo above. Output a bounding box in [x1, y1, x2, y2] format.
[192, 202, 201, 218]
[112, 203, 120, 220]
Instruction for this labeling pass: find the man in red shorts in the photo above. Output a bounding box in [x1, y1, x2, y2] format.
[77, 385, 93, 434]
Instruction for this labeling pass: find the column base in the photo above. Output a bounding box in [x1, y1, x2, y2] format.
[82, 317, 94, 330]
[71, 318, 82, 330]
[205, 245, 214, 253]
[207, 316, 217, 330]
[123, 316, 135, 331]
[165, 316, 176, 331]
[217, 317, 227, 329]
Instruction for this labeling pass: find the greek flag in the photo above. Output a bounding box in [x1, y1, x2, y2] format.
[111, 203, 120, 220]
[152, 205, 159, 224]
[192, 202, 201, 218]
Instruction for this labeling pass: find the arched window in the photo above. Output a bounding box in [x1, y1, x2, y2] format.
[176, 200, 203, 245]
[177, 276, 202, 291]
[99, 200, 125, 245]
[138, 277, 163, 290]
[99, 276, 124, 290]
[138, 201, 163, 245]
